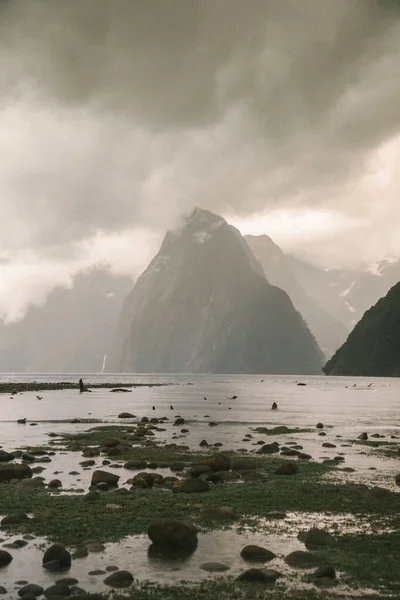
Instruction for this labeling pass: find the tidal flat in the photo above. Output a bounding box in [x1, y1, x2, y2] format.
[1, 376, 400, 599]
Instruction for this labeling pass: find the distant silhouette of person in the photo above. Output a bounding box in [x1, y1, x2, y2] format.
[271, 402, 278, 410]
[79, 378, 91, 393]
[170, 405, 174, 410]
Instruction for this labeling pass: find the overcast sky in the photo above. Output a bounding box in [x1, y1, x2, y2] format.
[0, 0, 399, 321]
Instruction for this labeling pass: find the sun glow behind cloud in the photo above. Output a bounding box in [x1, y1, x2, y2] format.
[229, 209, 361, 253]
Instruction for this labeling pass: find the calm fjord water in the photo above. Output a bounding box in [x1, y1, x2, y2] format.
[0, 374, 399, 445]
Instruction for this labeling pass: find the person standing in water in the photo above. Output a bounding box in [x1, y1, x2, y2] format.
[272, 402, 278, 410]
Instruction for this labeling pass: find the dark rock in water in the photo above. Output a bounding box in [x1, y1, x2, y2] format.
[56, 579, 79, 587]
[197, 454, 231, 472]
[72, 547, 88, 559]
[200, 562, 230, 572]
[0, 586, 7, 595]
[104, 570, 134, 588]
[42, 545, 71, 570]
[48, 479, 62, 489]
[280, 449, 300, 456]
[0, 550, 13, 566]
[130, 477, 148, 490]
[314, 564, 336, 579]
[298, 453, 312, 460]
[318, 432, 326, 436]
[44, 584, 71, 598]
[240, 545, 276, 562]
[304, 528, 336, 548]
[173, 418, 185, 426]
[88, 570, 106, 576]
[172, 479, 210, 494]
[111, 388, 131, 393]
[82, 449, 100, 458]
[322, 442, 336, 448]
[1, 512, 30, 526]
[316, 423, 324, 429]
[133, 472, 155, 487]
[101, 439, 120, 448]
[208, 422, 218, 427]
[118, 413, 135, 419]
[0, 450, 14, 462]
[199, 440, 208, 447]
[0, 463, 32, 482]
[188, 465, 212, 478]
[170, 462, 185, 472]
[395, 473, 400, 486]
[358, 432, 368, 441]
[18, 585, 44, 597]
[3, 539, 28, 549]
[284, 550, 324, 568]
[124, 460, 147, 470]
[258, 442, 280, 455]
[80, 459, 96, 467]
[22, 453, 36, 463]
[147, 519, 198, 551]
[236, 568, 276, 583]
[91, 470, 119, 487]
[275, 462, 298, 475]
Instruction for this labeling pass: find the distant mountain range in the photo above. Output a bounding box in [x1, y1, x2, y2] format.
[0, 268, 133, 373]
[288, 255, 400, 331]
[1, 208, 399, 375]
[110, 208, 324, 374]
[324, 282, 400, 376]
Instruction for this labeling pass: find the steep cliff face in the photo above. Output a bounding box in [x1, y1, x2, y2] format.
[112, 208, 324, 374]
[324, 283, 400, 377]
[0, 268, 133, 373]
[246, 235, 349, 358]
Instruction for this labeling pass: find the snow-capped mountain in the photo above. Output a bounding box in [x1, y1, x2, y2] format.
[111, 208, 324, 374]
[288, 256, 400, 330]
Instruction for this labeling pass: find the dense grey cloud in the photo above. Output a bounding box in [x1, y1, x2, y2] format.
[0, 0, 399, 317]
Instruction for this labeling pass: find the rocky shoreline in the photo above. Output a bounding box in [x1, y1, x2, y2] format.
[0, 381, 174, 394]
[1, 398, 400, 599]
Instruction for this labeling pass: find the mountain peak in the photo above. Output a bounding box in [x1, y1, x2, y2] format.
[183, 207, 227, 230]
[112, 208, 323, 374]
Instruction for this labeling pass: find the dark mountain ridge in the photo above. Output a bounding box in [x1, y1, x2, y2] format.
[246, 234, 349, 358]
[324, 282, 400, 376]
